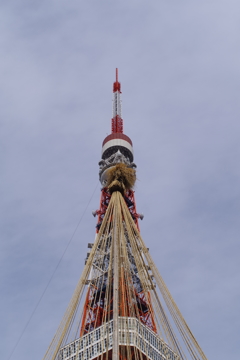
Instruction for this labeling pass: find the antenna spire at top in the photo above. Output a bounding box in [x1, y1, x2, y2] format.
[113, 68, 121, 93]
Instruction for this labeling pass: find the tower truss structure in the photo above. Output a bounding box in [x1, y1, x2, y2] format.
[43, 70, 208, 360]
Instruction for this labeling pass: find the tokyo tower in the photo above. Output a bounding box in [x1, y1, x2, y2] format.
[43, 70, 208, 360]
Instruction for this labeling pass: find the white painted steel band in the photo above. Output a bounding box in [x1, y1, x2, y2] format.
[102, 139, 133, 156]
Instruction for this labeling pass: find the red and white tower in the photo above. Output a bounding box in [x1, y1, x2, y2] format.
[96, 69, 141, 233]
[43, 70, 208, 360]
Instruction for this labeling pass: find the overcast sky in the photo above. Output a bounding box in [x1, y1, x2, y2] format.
[1, 1, 240, 359]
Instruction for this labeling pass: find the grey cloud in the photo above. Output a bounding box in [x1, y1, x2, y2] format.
[1, 1, 240, 359]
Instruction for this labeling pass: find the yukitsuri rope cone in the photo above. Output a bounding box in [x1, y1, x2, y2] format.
[43, 187, 207, 360]
[106, 163, 136, 194]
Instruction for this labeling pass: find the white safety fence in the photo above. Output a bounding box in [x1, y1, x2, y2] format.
[58, 317, 180, 360]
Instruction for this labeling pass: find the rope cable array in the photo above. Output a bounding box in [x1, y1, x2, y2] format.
[43, 191, 208, 360]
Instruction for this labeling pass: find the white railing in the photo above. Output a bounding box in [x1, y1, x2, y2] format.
[58, 318, 180, 360]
